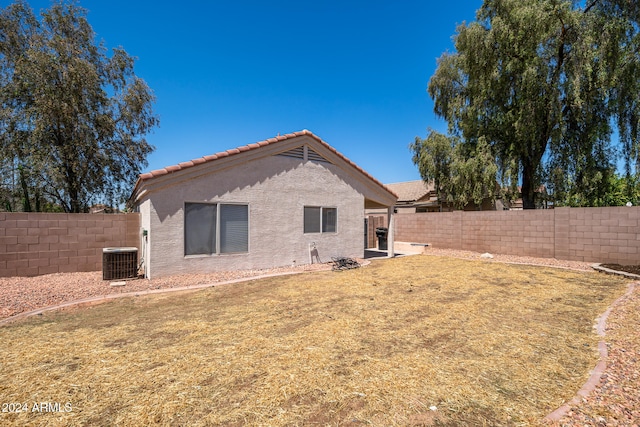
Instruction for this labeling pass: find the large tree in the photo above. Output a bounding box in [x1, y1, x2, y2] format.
[418, 0, 640, 209]
[410, 130, 499, 210]
[0, 0, 157, 212]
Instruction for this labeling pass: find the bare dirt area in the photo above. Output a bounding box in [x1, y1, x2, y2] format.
[0, 254, 635, 426]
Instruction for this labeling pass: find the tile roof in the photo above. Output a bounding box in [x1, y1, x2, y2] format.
[385, 180, 434, 202]
[135, 130, 396, 198]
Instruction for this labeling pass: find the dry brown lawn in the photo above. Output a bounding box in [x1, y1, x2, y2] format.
[0, 256, 631, 426]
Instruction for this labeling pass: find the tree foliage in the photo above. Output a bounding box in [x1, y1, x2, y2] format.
[0, 0, 157, 212]
[418, 0, 640, 208]
[410, 130, 499, 209]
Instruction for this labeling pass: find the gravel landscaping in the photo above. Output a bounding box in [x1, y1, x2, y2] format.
[550, 281, 640, 427]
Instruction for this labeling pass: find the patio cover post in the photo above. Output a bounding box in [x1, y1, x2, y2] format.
[387, 206, 395, 258]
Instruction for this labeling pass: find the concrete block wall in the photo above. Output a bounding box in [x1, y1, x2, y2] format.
[567, 207, 640, 264]
[458, 210, 556, 258]
[395, 211, 463, 250]
[394, 206, 640, 265]
[0, 212, 140, 277]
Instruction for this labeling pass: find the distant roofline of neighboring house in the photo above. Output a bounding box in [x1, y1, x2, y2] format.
[377, 179, 549, 211]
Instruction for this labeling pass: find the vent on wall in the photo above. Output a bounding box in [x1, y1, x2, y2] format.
[278, 145, 304, 159]
[307, 147, 330, 163]
[102, 247, 138, 280]
[277, 145, 331, 163]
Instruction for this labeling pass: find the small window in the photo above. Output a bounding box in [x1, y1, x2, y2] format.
[322, 207, 337, 232]
[304, 206, 337, 233]
[185, 203, 248, 255]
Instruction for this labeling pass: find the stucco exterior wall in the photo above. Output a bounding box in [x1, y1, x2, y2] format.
[140, 155, 365, 278]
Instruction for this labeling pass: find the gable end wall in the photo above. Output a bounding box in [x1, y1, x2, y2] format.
[143, 155, 365, 278]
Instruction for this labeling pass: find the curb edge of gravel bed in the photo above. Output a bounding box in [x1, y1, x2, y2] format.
[543, 281, 638, 423]
[0, 270, 304, 327]
[0, 260, 373, 326]
[591, 263, 640, 279]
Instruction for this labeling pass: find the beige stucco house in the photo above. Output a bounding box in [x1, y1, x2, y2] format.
[129, 130, 398, 278]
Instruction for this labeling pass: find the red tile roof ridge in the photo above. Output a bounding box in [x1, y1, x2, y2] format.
[136, 129, 396, 197]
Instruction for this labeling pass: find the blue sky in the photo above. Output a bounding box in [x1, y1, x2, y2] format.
[22, 0, 481, 184]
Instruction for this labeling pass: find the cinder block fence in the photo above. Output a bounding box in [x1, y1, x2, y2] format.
[0, 212, 140, 277]
[2, 206, 639, 278]
[394, 206, 640, 265]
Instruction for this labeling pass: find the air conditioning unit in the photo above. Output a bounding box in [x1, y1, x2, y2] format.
[102, 247, 138, 280]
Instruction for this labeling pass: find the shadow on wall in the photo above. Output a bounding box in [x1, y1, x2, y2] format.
[150, 156, 356, 223]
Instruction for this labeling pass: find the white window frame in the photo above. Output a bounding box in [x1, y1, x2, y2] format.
[304, 206, 337, 234]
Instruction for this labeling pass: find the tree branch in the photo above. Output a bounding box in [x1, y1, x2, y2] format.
[584, 0, 601, 14]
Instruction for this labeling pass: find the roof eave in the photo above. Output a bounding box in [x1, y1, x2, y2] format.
[129, 130, 397, 205]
